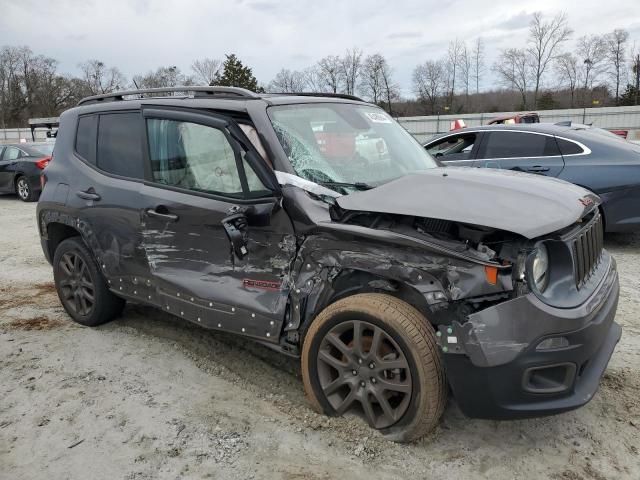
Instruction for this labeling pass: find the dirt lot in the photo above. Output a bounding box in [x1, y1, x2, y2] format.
[1, 196, 639, 480]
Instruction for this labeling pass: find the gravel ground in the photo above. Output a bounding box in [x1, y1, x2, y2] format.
[1, 195, 639, 480]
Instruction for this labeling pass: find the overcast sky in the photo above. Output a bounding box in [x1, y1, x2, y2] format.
[1, 0, 640, 95]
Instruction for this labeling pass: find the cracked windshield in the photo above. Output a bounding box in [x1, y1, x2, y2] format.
[268, 103, 438, 193]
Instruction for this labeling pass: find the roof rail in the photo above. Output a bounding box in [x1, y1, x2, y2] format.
[78, 86, 260, 106]
[266, 92, 366, 102]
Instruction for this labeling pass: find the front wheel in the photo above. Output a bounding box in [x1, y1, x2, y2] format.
[301, 293, 447, 442]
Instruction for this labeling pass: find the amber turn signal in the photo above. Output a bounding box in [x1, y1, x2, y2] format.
[484, 266, 498, 285]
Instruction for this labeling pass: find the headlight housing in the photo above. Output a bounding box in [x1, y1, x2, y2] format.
[531, 244, 550, 293]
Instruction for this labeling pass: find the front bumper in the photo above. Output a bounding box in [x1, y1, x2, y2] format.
[441, 256, 621, 419]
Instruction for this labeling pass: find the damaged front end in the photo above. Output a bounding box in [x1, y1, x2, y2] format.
[283, 180, 620, 419]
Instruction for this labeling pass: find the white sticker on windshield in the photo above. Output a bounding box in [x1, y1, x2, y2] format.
[364, 112, 392, 124]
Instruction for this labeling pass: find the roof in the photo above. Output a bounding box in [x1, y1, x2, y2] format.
[424, 123, 585, 144]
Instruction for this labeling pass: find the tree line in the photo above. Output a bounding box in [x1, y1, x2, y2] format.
[413, 12, 640, 115]
[1, 11, 639, 127]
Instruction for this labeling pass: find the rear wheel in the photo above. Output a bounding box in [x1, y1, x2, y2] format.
[53, 237, 125, 326]
[16, 176, 37, 202]
[301, 293, 447, 442]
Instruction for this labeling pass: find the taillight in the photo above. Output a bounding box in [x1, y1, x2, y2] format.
[35, 156, 51, 170]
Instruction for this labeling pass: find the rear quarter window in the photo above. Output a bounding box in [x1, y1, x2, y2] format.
[97, 112, 144, 179]
[555, 137, 584, 156]
[75, 115, 98, 164]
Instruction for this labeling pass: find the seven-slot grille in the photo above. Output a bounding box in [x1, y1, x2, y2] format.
[572, 213, 604, 289]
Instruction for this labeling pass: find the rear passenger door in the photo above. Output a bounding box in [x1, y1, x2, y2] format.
[69, 111, 150, 282]
[475, 130, 565, 177]
[138, 108, 295, 340]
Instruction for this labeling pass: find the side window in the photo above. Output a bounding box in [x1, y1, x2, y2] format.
[555, 137, 584, 156]
[97, 112, 144, 179]
[0, 146, 5, 159]
[75, 115, 98, 164]
[146, 118, 266, 198]
[479, 132, 559, 159]
[4, 147, 21, 160]
[427, 133, 477, 160]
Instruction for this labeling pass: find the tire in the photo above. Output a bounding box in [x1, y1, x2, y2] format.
[53, 237, 125, 326]
[301, 293, 447, 442]
[15, 176, 37, 202]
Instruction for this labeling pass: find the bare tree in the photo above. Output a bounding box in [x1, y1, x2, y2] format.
[555, 52, 579, 107]
[78, 59, 126, 95]
[359, 53, 400, 113]
[577, 34, 608, 105]
[413, 59, 445, 114]
[267, 68, 308, 93]
[191, 58, 221, 85]
[527, 12, 572, 107]
[302, 66, 325, 92]
[471, 37, 485, 94]
[379, 60, 400, 115]
[447, 39, 463, 107]
[0, 46, 26, 128]
[493, 48, 532, 109]
[360, 54, 385, 103]
[606, 29, 629, 104]
[458, 42, 472, 106]
[340, 48, 363, 96]
[132, 66, 193, 89]
[632, 44, 640, 106]
[317, 55, 343, 93]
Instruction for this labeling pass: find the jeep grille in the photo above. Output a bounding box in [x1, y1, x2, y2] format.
[572, 213, 604, 289]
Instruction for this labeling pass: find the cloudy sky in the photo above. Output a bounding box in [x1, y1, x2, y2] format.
[1, 0, 640, 95]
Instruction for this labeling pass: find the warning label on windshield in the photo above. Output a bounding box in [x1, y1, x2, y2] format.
[364, 112, 392, 124]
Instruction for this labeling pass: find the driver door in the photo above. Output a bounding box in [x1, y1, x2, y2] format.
[139, 108, 295, 341]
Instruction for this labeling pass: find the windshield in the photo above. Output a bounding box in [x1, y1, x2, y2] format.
[268, 104, 438, 192]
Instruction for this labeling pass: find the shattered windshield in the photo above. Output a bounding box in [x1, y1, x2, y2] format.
[268, 103, 438, 192]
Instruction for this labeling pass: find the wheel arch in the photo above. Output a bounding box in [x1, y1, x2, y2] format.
[45, 221, 82, 261]
[14, 173, 26, 191]
[298, 268, 435, 345]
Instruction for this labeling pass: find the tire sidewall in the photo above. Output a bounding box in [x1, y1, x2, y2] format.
[53, 237, 112, 326]
[16, 177, 31, 202]
[304, 306, 425, 435]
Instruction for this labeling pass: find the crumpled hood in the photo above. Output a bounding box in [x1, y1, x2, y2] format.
[336, 167, 599, 239]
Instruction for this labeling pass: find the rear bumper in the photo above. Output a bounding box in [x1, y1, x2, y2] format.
[442, 257, 621, 419]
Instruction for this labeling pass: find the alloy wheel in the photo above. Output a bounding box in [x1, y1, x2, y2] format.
[17, 178, 29, 200]
[316, 320, 413, 429]
[58, 251, 95, 316]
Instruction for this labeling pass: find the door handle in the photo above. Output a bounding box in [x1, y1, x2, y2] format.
[76, 189, 101, 201]
[146, 207, 179, 222]
[527, 166, 550, 173]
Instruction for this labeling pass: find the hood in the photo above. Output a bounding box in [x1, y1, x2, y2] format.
[336, 167, 599, 239]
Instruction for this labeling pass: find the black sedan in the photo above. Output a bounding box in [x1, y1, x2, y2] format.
[424, 123, 640, 232]
[0, 142, 54, 202]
